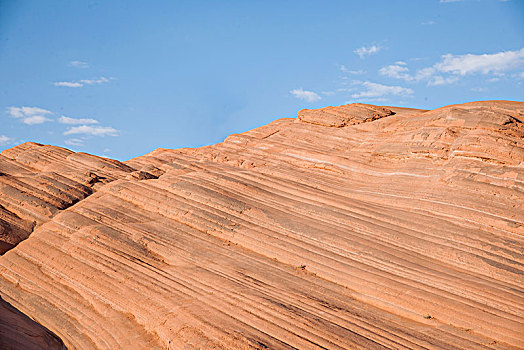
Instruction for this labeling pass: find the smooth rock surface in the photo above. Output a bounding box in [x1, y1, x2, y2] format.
[0, 101, 522, 349]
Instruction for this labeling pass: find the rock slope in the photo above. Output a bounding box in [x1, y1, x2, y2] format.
[0, 101, 522, 349]
[0, 142, 134, 254]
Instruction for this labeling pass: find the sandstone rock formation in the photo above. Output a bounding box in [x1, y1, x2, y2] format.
[0, 142, 134, 254]
[0, 101, 522, 349]
[297, 103, 395, 127]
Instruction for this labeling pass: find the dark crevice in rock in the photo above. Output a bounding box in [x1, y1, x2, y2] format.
[0, 296, 67, 350]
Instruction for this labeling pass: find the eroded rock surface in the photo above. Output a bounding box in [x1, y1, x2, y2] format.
[0, 101, 522, 349]
[0, 142, 134, 254]
[297, 103, 395, 127]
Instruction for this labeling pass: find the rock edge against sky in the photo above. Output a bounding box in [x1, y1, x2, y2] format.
[0, 100, 522, 349]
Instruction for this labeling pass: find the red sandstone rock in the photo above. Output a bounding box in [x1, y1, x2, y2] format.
[0, 101, 522, 349]
[297, 103, 395, 127]
[0, 142, 134, 254]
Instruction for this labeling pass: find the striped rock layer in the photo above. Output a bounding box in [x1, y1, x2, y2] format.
[0, 100, 522, 349]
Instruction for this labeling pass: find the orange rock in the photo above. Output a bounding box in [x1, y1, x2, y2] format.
[0, 142, 134, 253]
[297, 103, 395, 127]
[0, 101, 522, 349]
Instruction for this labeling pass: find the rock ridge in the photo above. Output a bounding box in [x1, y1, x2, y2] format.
[297, 103, 396, 127]
[0, 142, 136, 254]
[0, 100, 522, 349]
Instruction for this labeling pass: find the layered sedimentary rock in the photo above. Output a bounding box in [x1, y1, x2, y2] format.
[297, 103, 395, 127]
[0, 142, 134, 253]
[0, 101, 522, 349]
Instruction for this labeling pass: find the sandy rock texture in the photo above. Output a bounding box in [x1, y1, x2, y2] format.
[0, 142, 134, 254]
[0, 101, 522, 349]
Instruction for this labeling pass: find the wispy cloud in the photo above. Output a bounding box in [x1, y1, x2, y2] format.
[54, 81, 83, 87]
[64, 125, 118, 136]
[421, 21, 435, 25]
[53, 76, 111, 88]
[427, 75, 459, 86]
[79, 77, 110, 85]
[64, 138, 85, 146]
[59, 116, 99, 124]
[23, 116, 53, 125]
[379, 48, 524, 85]
[69, 60, 89, 68]
[6, 106, 119, 145]
[440, 0, 464, 3]
[379, 62, 412, 80]
[380, 63, 455, 86]
[351, 81, 413, 100]
[340, 65, 365, 75]
[354, 45, 381, 59]
[0, 135, 11, 145]
[471, 87, 487, 92]
[435, 48, 524, 75]
[7, 106, 53, 125]
[290, 88, 322, 102]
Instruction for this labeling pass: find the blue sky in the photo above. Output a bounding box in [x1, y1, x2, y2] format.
[1, 0, 523, 160]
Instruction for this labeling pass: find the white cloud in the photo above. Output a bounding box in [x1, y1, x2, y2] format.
[421, 21, 435, 25]
[471, 87, 487, 92]
[290, 88, 322, 102]
[427, 75, 459, 86]
[22, 115, 53, 125]
[54, 81, 83, 87]
[379, 48, 524, 86]
[340, 65, 365, 75]
[435, 48, 524, 75]
[379, 64, 412, 80]
[59, 116, 99, 124]
[69, 60, 89, 68]
[379, 64, 438, 83]
[53, 76, 111, 88]
[8, 106, 51, 118]
[440, 0, 464, 2]
[7, 106, 53, 125]
[0, 135, 11, 145]
[351, 81, 413, 99]
[64, 138, 85, 146]
[354, 45, 381, 59]
[80, 77, 110, 85]
[64, 125, 118, 136]
[414, 67, 437, 81]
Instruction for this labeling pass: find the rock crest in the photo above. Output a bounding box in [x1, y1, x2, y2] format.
[0, 101, 522, 349]
[297, 103, 395, 127]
